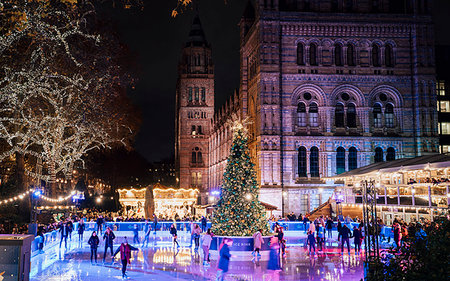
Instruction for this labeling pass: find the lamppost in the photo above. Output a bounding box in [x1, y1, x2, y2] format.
[361, 179, 381, 280]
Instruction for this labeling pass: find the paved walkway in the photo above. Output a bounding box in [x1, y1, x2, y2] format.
[30, 231, 390, 280]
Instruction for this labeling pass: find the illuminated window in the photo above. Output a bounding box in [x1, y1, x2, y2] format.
[373, 103, 383, 128]
[385, 104, 395, 128]
[441, 122, 450, 135]
[309, 102, 319, 127]
[438, 81, 445, 96]
[439, 101, 450, 112]
[336, 147, 345, 174]
[442, 145, 450, 153]
[297, 102, 307, 126]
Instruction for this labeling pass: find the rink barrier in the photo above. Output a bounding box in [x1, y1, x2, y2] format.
[30, 221, 394, 255]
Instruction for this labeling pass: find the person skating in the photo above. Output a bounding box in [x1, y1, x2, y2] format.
[88, 231, 100, 264]
[103, 227, 116, 262]
[96, 215, 104, 235]
[326, 218, 333, 239]
[353, 226, 362, 255]
[192, 224, 202, 251]
[216, 238, 233, 281]
[340, 224, 351, 254]
[78, 220, 85, 242]
[170, 224, 180, 248]
[141, 222, 151, 248]
[132, 224, 140, 244]
[201, 216, 207, 232]
[201, 228, 213, 265]
[113, 237, 138, 279]
[307, 230, 316, 255]
[337, 221, 342, 242]
[252, 229, 264, 259]
[59, 222, 69, 248]
[267, 236, 281, 280]
[316, 224, 325, 252]
[152, 214, 158, 234]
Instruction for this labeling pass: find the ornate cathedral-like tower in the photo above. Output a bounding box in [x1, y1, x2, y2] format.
[175, 15, 214, 204]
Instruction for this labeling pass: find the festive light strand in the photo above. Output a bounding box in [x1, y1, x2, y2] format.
[0, 189, 77, 205]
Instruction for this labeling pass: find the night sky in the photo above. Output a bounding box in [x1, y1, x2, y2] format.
[113, 0, 450, 163]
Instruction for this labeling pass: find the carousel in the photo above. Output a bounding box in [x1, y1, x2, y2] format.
[117, 184, 199, 219]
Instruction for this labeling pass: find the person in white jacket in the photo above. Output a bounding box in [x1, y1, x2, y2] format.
[252, 229, 264, 259]
[201, 229, 213, 265]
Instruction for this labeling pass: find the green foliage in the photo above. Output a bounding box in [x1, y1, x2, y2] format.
[211, 129, 270, 236]
[377, 218, 450, 281]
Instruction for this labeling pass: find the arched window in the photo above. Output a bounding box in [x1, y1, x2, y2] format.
[297, 102, 307, 127]
[335, 43, 343, 66]
[336, 147, 346, 174]
[385, 44, 394, 67]
[191, 151, 197, 163]
[373, 103, 383, 128]
[309, 43, 318, 66]
[192, 147, 202, 164]
[298, 146, 307, 177]
[201, 87, 206, 102]
[347, 43, 355, 66]
[310, 146, 319, 177]
[385, 103, 395, 128]
[188, 87, 193, 102]
[309, 102, 319, 127]
[372, 44, 380, 67]
[347, 103, 357, 128]
[194, 87, 199, 102]
[375, 147, 384, 163]
[386, 147, 395, 161]
[297, 43, 305, 65]
[335, 103, 345, 127]
[348, 147, 357, 170]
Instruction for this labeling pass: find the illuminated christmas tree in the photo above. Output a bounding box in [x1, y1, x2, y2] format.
[211, 119, 270, 236]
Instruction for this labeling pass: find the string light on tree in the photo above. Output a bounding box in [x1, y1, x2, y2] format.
[211, 117, 270, 236]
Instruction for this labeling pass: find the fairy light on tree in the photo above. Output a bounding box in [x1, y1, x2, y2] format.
[0, 0, 139, 195]
[211, 118, 270, 236]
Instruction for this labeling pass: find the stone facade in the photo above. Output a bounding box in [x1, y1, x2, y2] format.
[175, 1, 439, 214]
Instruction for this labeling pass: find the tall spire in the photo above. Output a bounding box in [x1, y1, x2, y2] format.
[186, 14, 208, 47]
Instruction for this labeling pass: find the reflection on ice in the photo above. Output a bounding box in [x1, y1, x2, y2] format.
[30, 234, 366, 281]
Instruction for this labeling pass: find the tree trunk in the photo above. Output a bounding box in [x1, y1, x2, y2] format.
[48, 161, 57, 196]
[15, 152, 25, 191]
[145, 185, 154, 219]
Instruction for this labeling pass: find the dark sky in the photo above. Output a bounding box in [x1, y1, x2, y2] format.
[114, 0, 247, 163]
[114, 0, 450, 163]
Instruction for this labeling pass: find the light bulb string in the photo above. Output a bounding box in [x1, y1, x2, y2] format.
[0, 188, 77, 205]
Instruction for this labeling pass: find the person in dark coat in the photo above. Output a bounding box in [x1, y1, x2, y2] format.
[216, 238, 233, 281]
[77, 220, 85, 242]
[103, 227, 116, 262]
[326, 218, 333, 239]
[353, 226, 362, 254]
[152, 214, 158, 234]
[59, 222, 69, 248]
[113, 237, 138, 279]
[340, 225, 351, 254]
[337, 221, 342, 241]
[67, 220, 73, 241]
[303, 216, 310, 233]
[170, 224, 179, 248]
[96, 216, 104, 235]
[88, 231, 100, 263]
[201, 216, 207, 232]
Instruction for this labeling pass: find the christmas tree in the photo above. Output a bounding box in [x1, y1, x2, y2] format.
[211, 119, 270, 236]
